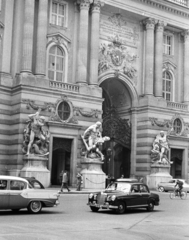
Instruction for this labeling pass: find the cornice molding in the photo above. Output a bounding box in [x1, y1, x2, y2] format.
[135, 0, 189, 18]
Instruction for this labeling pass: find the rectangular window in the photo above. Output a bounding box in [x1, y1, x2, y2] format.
[163, 35, 173, 55]
[50, 1, 67, 27]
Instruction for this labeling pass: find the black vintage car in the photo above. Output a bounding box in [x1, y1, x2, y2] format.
[88, 180, 160, 214]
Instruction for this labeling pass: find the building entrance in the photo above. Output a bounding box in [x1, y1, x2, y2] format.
[170, 149, 183, 178]
[51, 137, 72, 185]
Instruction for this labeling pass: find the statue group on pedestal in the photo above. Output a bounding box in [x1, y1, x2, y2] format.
[22, 109, 49, 157]
[151, 131, 173, 165]
[81, 121, 110, 161]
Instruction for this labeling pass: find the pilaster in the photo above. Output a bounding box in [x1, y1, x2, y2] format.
[35, 0, 48, 76]
[183, 29, 189, 103]
[89, 0, 104, 85]
[143, 18, 156, 95]
[76, 0, 92, 84]
[154, 21, 166, 98]
[21, 0, 35, 74]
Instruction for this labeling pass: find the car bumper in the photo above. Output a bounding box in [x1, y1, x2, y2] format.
[54, 200, 60, 207]
[88, 202, 118, 210]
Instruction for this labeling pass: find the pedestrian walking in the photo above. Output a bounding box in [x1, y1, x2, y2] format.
[76, 173, 83, 191]
[60, 170, 71, 192]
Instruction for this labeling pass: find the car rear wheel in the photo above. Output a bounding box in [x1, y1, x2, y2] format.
[27, 201, 42, 214]
[90, 206, 99, 212]
[116, 201, 126, 214]
[158, 186, 165, 192]
[147, 201, 154, 211]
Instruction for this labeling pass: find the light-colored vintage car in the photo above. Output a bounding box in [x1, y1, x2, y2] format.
[158, 179, 189, 192]
[0, 175, 60, 213]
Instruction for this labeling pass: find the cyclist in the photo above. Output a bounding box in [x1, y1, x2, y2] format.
[174, 179, 183, 197]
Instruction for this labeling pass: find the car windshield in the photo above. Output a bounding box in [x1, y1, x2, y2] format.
[106, 182, 131, 193]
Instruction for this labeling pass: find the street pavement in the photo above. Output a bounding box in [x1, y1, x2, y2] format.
[0, 191, 189, 240]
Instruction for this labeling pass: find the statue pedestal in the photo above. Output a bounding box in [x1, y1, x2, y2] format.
[20, 155, 50, 188]
[146, 164, 172, 190]
[81, 157, 106, 189]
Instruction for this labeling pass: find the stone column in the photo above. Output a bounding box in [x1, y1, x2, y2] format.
[154, 21, 165, 98]
[76, 0, 91, 84]
[35, 0, 48, 76]
[143, 18, 156, 95]
[89, 0, 104, 85]
[21, 0, 35, 73]
[183, 30, 189, 103]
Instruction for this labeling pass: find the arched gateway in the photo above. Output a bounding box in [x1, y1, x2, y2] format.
[99, 72, 138, 179]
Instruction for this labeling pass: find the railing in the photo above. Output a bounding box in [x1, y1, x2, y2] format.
[49, 80, 80, 92]
[167, 101, 188, 110]
[166, 0, 188, 7]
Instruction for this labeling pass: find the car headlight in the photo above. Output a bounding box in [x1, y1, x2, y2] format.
[111, 195, 116, 201]
[89, 193, 93, 199]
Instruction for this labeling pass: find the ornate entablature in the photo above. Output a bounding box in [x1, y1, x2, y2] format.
[150, 114, 189, 137]
[135, 0, 189, 18]
[47, 33, 71, 52]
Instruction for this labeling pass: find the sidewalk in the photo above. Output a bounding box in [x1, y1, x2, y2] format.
[47, 186, 105, 194]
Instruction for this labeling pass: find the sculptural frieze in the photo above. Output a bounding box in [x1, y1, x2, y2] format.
[74, 107, 101, 118]
[81, 121, 110, 161]
[22, 108, 49, 157]
[151, 131, 173, 165]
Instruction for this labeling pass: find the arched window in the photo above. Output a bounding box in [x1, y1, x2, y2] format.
[48, 45, 65, 82]
[173, 118, 182, 135]
[162, 71, 172, 101]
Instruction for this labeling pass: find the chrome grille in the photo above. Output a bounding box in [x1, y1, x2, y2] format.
[97, 194, 106, 205]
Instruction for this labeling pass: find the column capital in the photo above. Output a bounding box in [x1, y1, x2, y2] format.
[156, 20, 167, 32]
[91, 0, 104, 12]
[182, 29, 189, 41]
[143, 18, 156, 30]
[76, 0, 92, 10]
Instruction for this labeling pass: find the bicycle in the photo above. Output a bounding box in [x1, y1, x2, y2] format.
[169, 188, 187, 200]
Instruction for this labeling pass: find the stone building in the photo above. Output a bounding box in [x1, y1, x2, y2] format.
[0, 0, 189, 187]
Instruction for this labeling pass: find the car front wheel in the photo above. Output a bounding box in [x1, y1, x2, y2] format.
[90, 206, 99, 212]
[116, 201, 126, 214]
[147, 201, 154, 212]
[27, 201, 42, 214]
[158, 186, 165, 192]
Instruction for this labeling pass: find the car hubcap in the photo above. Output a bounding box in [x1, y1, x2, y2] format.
[32, 202, 41, 211]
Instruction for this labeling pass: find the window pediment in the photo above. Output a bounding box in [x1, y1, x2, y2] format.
[47, 33, 71, 52]
[163, 60, 176, 72]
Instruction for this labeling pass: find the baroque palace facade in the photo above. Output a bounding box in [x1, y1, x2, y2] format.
[1, 0, 189, 186]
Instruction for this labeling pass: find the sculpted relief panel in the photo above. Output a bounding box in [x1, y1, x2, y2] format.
[99, 13, 139, 83]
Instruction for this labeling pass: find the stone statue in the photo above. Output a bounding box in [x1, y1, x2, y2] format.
[81, 121, 110, 161]
[22, 108, 49, 156]
[151, 131, 172, 165]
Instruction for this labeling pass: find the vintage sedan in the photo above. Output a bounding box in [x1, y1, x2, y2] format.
[0, 175, 59, 213]
[88, 180, 160, 214]
[158, 179, 189, 192]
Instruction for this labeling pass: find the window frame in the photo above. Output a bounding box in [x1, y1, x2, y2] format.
[162, 70, 174, 102]
[163, 32, 174, 56]
[50, 0, 68, 28]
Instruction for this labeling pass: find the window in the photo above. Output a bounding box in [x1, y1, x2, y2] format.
[163, 71, 172, 101]
[57, 101, 71, 121]
[173, 118, 182, 134]
[10, 181, 26, 190]
[0, 180, 7, 190]
[48, 45, 65, 81]
[50, 1, 67, 27]
[163, 34, 173, 55]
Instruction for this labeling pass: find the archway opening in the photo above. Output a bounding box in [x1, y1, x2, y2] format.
[100, 77, 132, 179]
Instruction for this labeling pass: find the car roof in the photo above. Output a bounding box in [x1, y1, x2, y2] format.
[116, 178, 138, 182]
[0, 175, 28, 182]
